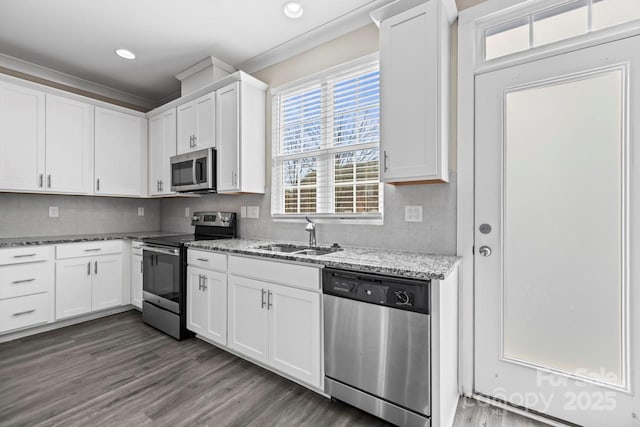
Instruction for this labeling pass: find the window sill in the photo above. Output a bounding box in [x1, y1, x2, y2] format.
[271, 215, 384, 226]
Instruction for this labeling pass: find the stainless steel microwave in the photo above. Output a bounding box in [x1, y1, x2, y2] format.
[170, 148, 217, 193]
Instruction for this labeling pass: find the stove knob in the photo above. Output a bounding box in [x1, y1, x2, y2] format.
[395, 290, 410, 305]
[192, 215, 200, 222]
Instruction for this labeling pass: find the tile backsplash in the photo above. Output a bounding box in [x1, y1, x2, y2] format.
[161, 173, 457, 255]
[0, 193, 160, 238]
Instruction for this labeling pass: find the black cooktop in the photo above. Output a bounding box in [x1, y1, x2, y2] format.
[144, 234, 230, 248]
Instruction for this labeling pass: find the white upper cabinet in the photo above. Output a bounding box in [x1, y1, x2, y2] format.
[216, 77, 266, 194]
[45, 94, 93, 194]
[148, 108, 176, 196]
[94, 107, 147, 196]
[0, 81, 45, 191]
[177, 92, 215, 154]
[375, 0, 453, 183]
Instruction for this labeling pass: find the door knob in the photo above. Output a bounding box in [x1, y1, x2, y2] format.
[479, 246, 492, 257]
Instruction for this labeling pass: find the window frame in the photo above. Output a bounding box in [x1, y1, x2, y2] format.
[270, 53, 383, 222]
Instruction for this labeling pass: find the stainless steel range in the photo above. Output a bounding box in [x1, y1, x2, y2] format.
[142, 211, 236, 339]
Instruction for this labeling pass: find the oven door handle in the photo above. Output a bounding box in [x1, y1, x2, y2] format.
[142, 246, 180, 256]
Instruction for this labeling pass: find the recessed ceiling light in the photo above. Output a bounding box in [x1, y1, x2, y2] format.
[283, 1, 304, 19]
[115, 48, 136, 60]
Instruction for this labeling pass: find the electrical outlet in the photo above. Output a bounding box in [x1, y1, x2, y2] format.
[247, 206, 259, 219]
[405, 205, 423, 222]
[185, 207, 190, 217]
[138, 207, 144, 216]
[240, 206, 247, 218]
[48, 206, 59, 218]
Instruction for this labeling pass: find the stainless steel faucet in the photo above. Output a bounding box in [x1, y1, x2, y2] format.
[305, 217, 316, 247]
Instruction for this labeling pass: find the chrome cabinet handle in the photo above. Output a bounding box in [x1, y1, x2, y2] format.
[159, 180, 163, 192]
[383, 150, 389, 173]
[12, 278, 35, 284]
[193, 135, 197, 147]
[261, 288, 266, 309]
[140, 260, 143, 274]
[478, 246, 492, 257]
[201, 275, 207, 291]
[96, 178, 100, 191]
[13, 253, 36, 258]
[196, 258, 208, 262]
[84, 248, 101, 252]
[267, 290, 273, 310]
[87, 261, 91, 275]
[47, 174, 51, 188]
[13, 309, 35, 316]
[94, 261, 98, 275]
[39, 174, 43, 188]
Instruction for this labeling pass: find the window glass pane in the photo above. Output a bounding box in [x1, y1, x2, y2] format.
[281, 87, 322, 154]
[533, 1, 588, 47]
[592, 0, 640, 30]
[333, 149, 379, 214]
[485, 18, 530, 61]
[355, 184, 380, 213]
[282, 157, 317, 214]
[333, 70, 380, 147]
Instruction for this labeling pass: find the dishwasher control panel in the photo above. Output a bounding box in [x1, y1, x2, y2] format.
[322, 268, 430, 314]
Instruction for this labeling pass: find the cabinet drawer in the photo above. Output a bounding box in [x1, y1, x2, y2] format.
[188, 249, 227, 272]
[0, 262, 52, 300]
[0, 246, 50, 266]
[56, 240, 123, 259]
[229, 255, 320, 291]
[131, 241, 143, 256]
[0, 292, 50, 334]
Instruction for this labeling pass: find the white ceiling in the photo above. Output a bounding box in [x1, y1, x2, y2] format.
[0, 0, 388, 105]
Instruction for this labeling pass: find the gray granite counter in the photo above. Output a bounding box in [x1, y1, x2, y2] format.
[0, 231, 184, 248]
[186, 238, 459, 281]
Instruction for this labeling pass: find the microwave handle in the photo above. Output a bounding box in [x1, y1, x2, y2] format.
[192, 159, 197, 185]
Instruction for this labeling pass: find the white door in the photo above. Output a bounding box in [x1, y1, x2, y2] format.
[475, 37, 640, 426]
[187, 266, 207, 335]
[94, 107, 145, 196]
[149, 109, 176, 195]
[177, 102, 196, 154]
[45, 94, 93, 194]
[55, 258, 92, 319]
[0, 82, 45, 191]
[268, 284, 321, 388]
[91, 255, 123, 311]
[131, 253, 143, 309]
[204, 269, 227, 345]
[228, 275, 268, 362]
[216, 82, 239, 192]
[195, 92, 215, 150]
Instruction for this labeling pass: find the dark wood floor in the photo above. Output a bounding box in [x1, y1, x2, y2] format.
[0, 311, 549, 427]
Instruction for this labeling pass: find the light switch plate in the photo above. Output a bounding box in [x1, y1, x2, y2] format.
[185, 207, 190, 217]
[405, 205, 423, 222]
[138, 207, 144, 216]
[48, 206, 59, 218]
[247, 206, 259, 219]
[240, 206, 247, 218]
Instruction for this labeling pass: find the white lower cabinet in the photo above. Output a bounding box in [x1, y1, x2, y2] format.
[91, 255, 123, 311]
[228, 274, 322, 388]
[187, 266, 227, 346]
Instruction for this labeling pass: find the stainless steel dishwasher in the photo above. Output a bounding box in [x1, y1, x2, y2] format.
[323, 268, 431, 427]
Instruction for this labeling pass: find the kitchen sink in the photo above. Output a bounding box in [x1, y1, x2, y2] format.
[256, 244, 341, 256]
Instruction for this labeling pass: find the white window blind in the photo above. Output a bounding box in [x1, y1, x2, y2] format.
[271, 56, 382, 219]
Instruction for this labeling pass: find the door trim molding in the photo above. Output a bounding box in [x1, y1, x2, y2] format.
[456, 0, 640, 403]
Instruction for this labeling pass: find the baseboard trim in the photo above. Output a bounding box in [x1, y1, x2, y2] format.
[471, 393, 577, 427]
[0, 306, 136, 343]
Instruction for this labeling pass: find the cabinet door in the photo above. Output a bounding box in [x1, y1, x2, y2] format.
[149, 109, 177, 195]
[204, 269, 227, 345]
[91, 255, 123, 311]
[55, 258, 92, 320]
[195, 92, 215, 150]
[216, 83, 239, 192]
[268, 284, 321, 388]
[177, 102, 196, 154]
[131, 254, 143, 309]
[45, 94, 93, 194]
[228, 275, 268, 362]
[379, 3, 443, 182]
[187, 266, 207, 335]
[0, 82, 45, 191]
[94, 107, 145, 196]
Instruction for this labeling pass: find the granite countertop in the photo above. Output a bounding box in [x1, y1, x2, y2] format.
[186, 238, 460, 281]
[0, 231, 184, 248]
